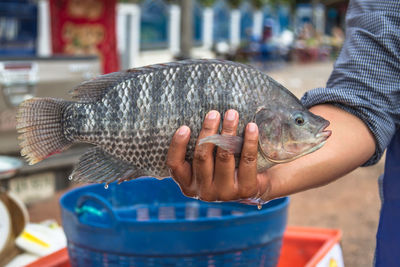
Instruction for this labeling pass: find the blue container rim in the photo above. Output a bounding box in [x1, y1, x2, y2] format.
[117, 198, 289, 225]
[60, 179, 289, 225]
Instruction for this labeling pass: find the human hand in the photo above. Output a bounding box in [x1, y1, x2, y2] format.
[166, 109, 269, 203]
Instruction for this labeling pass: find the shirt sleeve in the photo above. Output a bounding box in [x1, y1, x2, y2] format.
[301, 0, 400, 166]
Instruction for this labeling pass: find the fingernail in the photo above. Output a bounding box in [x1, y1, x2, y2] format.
[226, 110, 236, 121]
[178, 126, 188, 136]
[207, 111, 218, 120]
[248, 123, 257, 133]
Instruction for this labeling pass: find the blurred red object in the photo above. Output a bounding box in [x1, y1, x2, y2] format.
[294, 47, 320, 63]
[277, 227, 342, 267]
[49, 0, 119, 73]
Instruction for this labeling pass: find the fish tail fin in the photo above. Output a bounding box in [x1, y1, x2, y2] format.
[16, 97, 73, 165]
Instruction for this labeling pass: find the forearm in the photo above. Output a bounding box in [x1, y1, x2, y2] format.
[261, 104, 376, 201]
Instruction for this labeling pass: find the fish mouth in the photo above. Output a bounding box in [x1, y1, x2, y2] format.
[315, 121, 332, 140]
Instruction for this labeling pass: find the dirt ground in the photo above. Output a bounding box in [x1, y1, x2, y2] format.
[27, 61, 382, 266]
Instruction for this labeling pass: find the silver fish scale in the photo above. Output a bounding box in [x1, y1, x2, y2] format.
[66, 60, 275, 177]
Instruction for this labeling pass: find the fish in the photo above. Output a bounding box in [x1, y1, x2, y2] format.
[16, 59, 331, 185]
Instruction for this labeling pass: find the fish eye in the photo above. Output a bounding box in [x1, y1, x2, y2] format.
[294, 114, 305, 126]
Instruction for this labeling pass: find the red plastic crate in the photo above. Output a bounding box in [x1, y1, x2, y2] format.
[27, 226, 342, 267]
[277, 227, 342, 267]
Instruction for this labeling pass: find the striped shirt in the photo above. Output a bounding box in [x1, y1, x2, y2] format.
[301, 0, 400, 166]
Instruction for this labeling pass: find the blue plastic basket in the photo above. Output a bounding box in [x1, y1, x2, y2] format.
[60, 178, 289, 267]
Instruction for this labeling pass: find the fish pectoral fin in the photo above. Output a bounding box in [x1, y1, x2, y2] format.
[70, 147, 152, 185]
[198, 134, 243, 154]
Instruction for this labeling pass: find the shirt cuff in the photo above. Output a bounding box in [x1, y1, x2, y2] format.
[301, 88, 394, 166]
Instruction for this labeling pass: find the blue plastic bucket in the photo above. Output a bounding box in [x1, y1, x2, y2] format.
[60, 178, 289, 267]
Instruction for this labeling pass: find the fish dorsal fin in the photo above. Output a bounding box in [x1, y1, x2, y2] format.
[125, 59, 243, 74]
[70, 147, 153, 185]
[70, 72, 130, 102]
[70, 62, 185, 102]
[70, 59, 250, 102]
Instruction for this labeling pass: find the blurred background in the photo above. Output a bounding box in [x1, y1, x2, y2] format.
[0, 0, 381, 266]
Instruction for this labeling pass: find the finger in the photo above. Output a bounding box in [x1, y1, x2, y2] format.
[213, 109, 239, 199]
[193, 110, 220, 199]
[237, 123, 259, 199]
[167, 126, 193, 192]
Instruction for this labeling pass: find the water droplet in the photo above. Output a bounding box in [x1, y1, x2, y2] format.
[257, 204, 262, 210]
[104, 184, 109, 189]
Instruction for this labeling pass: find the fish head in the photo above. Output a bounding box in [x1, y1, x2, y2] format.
[255, 104, 331, 163]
